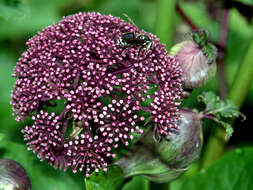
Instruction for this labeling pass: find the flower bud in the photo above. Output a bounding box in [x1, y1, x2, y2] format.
[154, 110, 203, 169]
[115, 110, 203, 183]
[0, 159, 32, 190]
[170, 31, 217, 89]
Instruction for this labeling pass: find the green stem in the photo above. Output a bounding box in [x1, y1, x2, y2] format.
[227, 39, 253, 106]
[201, 36, 253, 169]
[153, 0, 175, 187]
[155, 0, 176, 49]
[150, 181, 169, 190]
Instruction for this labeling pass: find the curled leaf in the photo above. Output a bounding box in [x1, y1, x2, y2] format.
[198, 91, 245, 138]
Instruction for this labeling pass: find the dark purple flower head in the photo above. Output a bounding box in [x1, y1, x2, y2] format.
[11, 12, 183, 175]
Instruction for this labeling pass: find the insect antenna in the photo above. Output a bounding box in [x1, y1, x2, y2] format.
[123, 13, 138, 28]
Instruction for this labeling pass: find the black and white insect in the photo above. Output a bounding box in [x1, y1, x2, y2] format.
[116, 14, 153, 54]
[116, 31, 153, 52]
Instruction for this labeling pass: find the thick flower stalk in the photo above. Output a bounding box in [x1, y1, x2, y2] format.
[10, 12, 183, 176]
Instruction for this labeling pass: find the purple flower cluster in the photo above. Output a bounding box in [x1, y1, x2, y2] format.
[11, 12, 183, 175]
[22, 111, 66, 169]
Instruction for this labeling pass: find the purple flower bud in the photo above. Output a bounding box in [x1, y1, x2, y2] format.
[10, 12, 183, 175]
[170, 40, 217, 89]
[0, 159, 32, 190]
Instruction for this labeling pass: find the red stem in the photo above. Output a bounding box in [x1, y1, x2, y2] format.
[217, 8, 230, 99]
[202, 114, 216, 120]
[175, 4, 225, 55]
[61, 119, 68, 139]
[176, 4, 197, 30]
[219, 9, 230, 47]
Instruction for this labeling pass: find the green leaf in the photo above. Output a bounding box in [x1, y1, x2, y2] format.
[0, 0, 25, 20]
[182, 147, 253, 190]
[191, 29, 209, 47]
[122, 176, 149, 190]
[232, 0, 253, 5]
[198, 91, 243, 118]
[198, 91, 245, 138]
[85, 165, 124, 190]
[213, 118, 233, 139]
[0, 133, 5, 142]
[0, 50, 22, 142]
[202, 43, 217, 64]
[190, 29, 218, 64]
[0, 141, 84, 190]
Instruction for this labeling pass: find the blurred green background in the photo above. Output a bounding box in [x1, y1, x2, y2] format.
[0, 0, 253, 189]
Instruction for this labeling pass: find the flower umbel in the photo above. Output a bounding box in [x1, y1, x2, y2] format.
[64, 132, 115, 177]
[11, 12, 183, 175]
[21, 110, 66, 169]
